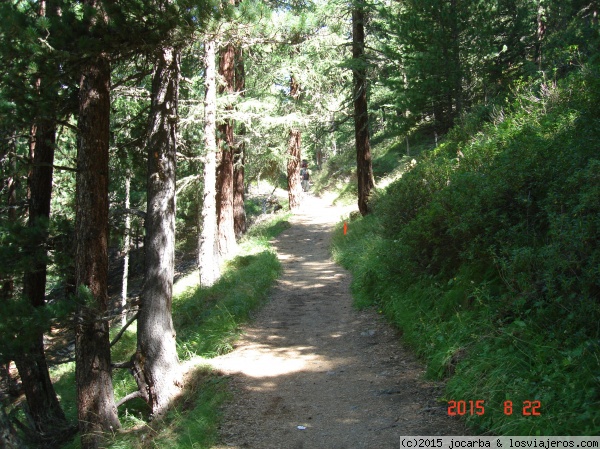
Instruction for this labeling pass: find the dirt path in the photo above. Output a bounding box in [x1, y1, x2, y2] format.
[210, 194, 468, 448]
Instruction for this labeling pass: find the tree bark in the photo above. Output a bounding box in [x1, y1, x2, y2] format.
[0, 140, 20, 419]
[233, 144, 246, 237]
[449, 0, 463, 117]
[216, 145, 235, 256]
[216, 41, 237, 257]
[536, 0, 546, 71]
[0, 139, 17, 302]
[287, 75, 302, 211]
[15, 114, 71, 444]
[75, 18, 120, 448]
[287, 129, 302, 211]
[198, 40, 220, 287]
[352, 4, 375, 216]
[120, 173, 131, 327]
[233, 46, 246, 238]
[135, 44, 182, 418]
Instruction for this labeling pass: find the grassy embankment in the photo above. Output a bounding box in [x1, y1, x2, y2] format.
[331, 67, 600, 435]
[53, 209, 290, 448]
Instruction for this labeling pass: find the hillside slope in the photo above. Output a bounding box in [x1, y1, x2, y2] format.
[332, 66, 600, 435]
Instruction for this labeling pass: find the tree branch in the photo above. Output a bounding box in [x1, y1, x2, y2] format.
[112, 69, 153, 90]
[175, 174, 201, 195]
[51, 164, 78, 172]
[115, 390, 144, 408]
[110, 208, 147, 220]
[56, 120, 79, 133]
[110, 311, 139, 348]
[112, 360, 133, 369]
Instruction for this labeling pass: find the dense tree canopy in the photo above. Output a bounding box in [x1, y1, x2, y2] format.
[0, 0, 598, 445]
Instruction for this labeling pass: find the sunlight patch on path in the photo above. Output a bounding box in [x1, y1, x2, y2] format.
[205, 194, 353, 384]
[209, 341, 342, 378]
[207, 193, 470, 449]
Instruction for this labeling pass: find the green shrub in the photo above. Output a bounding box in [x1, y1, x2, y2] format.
[333, 65, 600, 436]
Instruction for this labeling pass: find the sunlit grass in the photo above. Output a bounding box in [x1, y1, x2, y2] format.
[173, 227, 284, 359]
[104, 363, 230, 449]
[52, 211, 289, 448]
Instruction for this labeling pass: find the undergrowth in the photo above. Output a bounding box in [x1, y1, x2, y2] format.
[53, 211, 289, 449]
[333, 66, 600, 436]
[174, 214, 287, 359]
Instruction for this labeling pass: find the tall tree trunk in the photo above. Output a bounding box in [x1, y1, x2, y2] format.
[287, 129, 302, 211]
[316, 146, 322, 169]
[449, 0, 463, 116]
[120, 172, 131, 327]
[1, 139, 17, 301]
[233, 144, 245, 237]
[15, 115, 71, 444]
[135, 45, 182, 417]
[216, 41, 236, 257]
[0, 144, 19, 400]
[233, 46, 246, 238]
[536, 0, 546, 71]
[352, 4, 375, 216]
[199, 40, 220, 287]
[75, 20, 120, 448]
[216, 144, 235, 256]
[287, 75, 302, 211]
[1, 139, 19, 400]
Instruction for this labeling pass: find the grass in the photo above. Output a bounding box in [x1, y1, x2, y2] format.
[173, 228, 284, 359]
[105, 364, 230, 449]
[334, 198, 600, 436]
[52, 210, 290, 449]
[331, 67, 600, 436]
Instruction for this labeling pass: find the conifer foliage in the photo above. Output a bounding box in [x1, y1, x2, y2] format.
[1, 0, 598, 445]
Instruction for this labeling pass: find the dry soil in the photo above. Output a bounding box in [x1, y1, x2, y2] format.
[209, 193, 468, 449]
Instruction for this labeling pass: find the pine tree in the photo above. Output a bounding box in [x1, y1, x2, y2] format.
[74, 2, 120, 446]
[287, 75, 302, 211]
[199, 39, 221, 287]
[15, 95, 71, 447]
[12, 2, 72, 441]
[216, 37, 237, 257]
[135, 43, 183, 417]
[233, 46, 247, 238]
[351, 1, 374, 215]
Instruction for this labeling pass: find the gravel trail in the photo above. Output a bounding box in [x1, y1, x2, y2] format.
[210, 194, 467, 449]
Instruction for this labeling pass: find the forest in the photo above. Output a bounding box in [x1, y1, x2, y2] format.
[0, 0, 598, 447]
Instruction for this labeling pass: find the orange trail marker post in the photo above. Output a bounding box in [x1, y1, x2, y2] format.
[343, 222, 348, 235]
